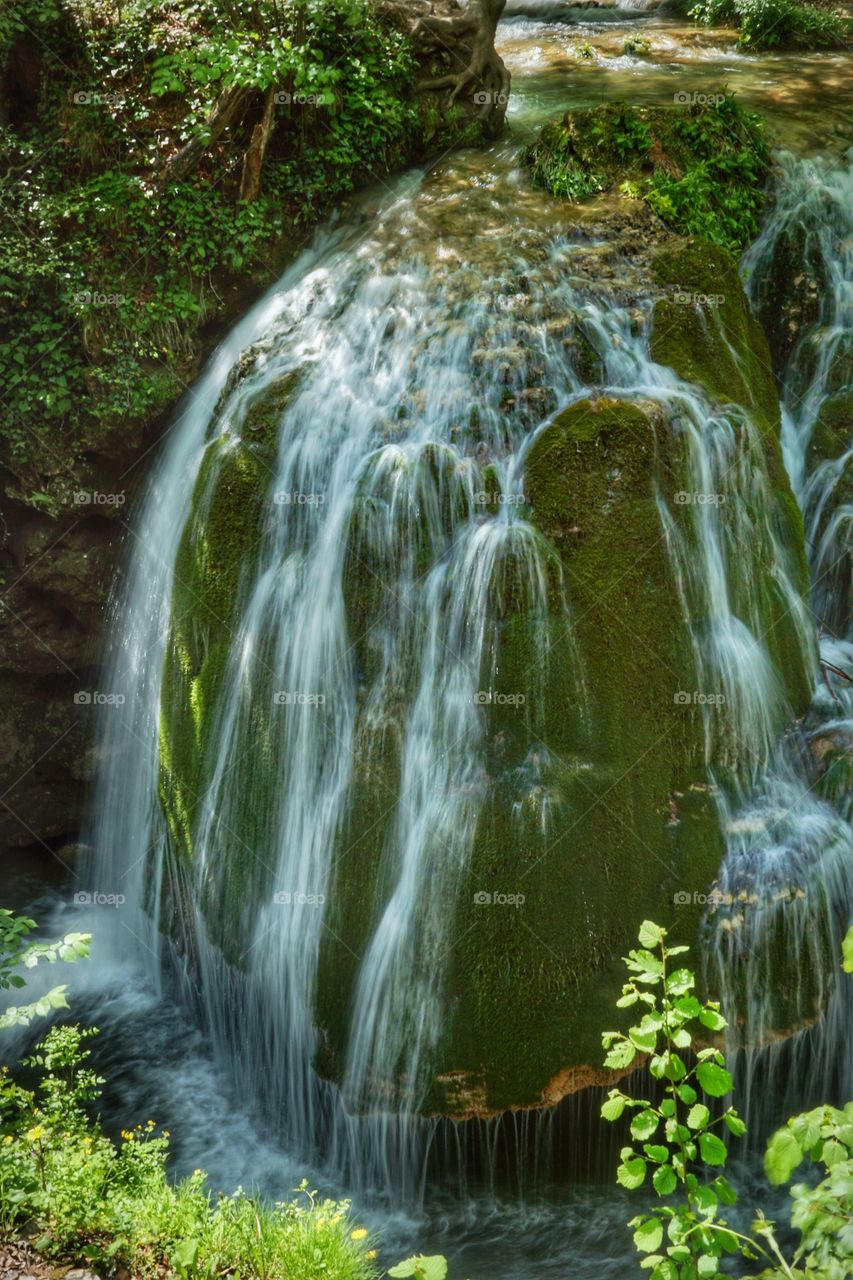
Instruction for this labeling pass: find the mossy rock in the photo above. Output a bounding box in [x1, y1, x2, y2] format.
[423, 398, 721, 1111]
[159, 435, 269, 869]
[523, 96, 769, 252]
[650, 239, 780, 434]
[810, 391, 853, 470]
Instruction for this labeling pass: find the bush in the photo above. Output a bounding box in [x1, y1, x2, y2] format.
[0, 1025, 378, 1279]
[690, 0, 849, 49]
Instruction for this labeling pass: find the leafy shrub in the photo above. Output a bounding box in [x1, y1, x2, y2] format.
[0, 1024, 378, 1279]
[602, 920, 853, 1279]
[523, 96, 769, 251]
[0, 0, 424, 464]
[690, 0, 849, 49]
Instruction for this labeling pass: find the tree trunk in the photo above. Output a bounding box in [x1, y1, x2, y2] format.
[239, 86, 276, 202]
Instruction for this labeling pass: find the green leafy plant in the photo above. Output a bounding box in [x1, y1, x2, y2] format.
[758, 1104, 853, 1278]
[0, 910, 90, 1031]
[689, 0, 849, 49]
[0, 1023, 377, 1277]
[389, 1257, 449, 1280]
[601, 920, 794, 1279]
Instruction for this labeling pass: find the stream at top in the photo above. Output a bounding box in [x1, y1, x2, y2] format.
[7, 3, 852, 1276]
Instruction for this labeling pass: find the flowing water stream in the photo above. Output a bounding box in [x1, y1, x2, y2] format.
[11, 4, 852, 1276]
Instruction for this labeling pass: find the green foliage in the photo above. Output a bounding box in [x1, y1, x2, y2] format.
[523, 96, 769, 252]
[643, 96, 769, 251]
[842, 924, 853, 973]
[690, 0, 849, 49]
[601, 920, 758, 1279]
[0, 910, 90, 1031]
[388, 1257, 449, 1280]
[574, 42, 596, 58]
[0, 1024, 377, 1278]
[758, 1104, 853, 1278]
[622, 35, 652, 54]
[0, 0, 424, 461]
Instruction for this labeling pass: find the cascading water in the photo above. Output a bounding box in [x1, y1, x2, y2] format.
[700, 151, 853, 1130]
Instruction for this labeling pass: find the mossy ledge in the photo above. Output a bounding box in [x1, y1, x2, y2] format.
[523, 96, 770, 253]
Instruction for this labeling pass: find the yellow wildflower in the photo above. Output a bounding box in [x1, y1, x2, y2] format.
[351, 1227, 368, 1241]
[366, 1250, 377, 1260]
[25, 1125, 44, 1143]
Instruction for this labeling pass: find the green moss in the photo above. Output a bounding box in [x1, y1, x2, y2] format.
[424, 398, 724, 1111]
[158, 435, 269, 868]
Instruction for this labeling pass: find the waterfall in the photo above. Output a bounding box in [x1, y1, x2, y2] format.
[83, 146, 849, 1201]
[703, 152, 853, 1129]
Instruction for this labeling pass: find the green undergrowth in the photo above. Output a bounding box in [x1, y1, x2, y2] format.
[690, 0, 850, 49]
[0, 1025, 378, 1280]
[523, 96, 770, 252]
[0, 0, 428, 467]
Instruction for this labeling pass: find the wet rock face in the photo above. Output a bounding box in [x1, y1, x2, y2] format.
[0, 426, 144, 858]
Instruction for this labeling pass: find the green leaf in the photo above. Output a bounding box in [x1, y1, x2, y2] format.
[698, 1007, 727, 1031]
[665, 968, 695, 994]
[631, 1110, 660, 1140]
[842, 925, 853, 973]
[677, 1084, 697, 1105]
[696, 1062, 733, 1097]
[638, 921, 665, 949]
[724, 1112, 746, 1138]
[617, 1156, 647, 1189]
[644, 1144, 669, 1162]
[653, 1164, 677, 1196]
[601, 1094, 627, 1122]
[604, 1039, 638, 1070]
[764, 1127, 804, 1184]
[698, 1132, 727, 1166]
[633, 1216, 664, 1253]
[630, 1027, 659, 1054]
[687, 1104, 711, 1130]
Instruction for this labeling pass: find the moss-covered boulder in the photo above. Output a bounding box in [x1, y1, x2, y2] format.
[523, 96, 770, 252]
